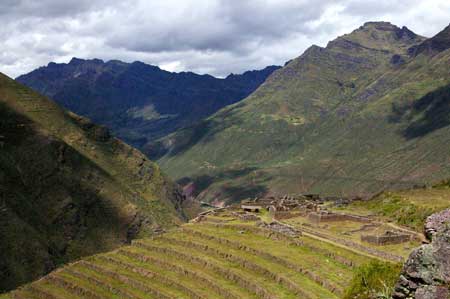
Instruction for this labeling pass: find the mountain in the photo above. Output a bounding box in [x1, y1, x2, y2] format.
[152, 21, 450, 204]
[0, 73, 186, 292]
[16, 59, 280, 150]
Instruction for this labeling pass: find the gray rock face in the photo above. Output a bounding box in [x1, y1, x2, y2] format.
[425, 208, 450, 240]
[392, 222, 450, 299]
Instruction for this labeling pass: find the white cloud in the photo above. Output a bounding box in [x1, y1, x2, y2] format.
[0, 0, 448, 78]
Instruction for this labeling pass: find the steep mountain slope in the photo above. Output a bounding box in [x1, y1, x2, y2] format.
[153, 22, 450, 204]
[0, 73, 186, 292]
[17, 59, 280, 149]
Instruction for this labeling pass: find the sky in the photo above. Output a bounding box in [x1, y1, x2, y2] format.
[1, 0, 449, 78]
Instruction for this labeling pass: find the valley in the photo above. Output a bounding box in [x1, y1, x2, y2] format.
[1, 10, 450, 299]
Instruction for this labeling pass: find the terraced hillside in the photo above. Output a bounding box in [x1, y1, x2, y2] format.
[0, 73, 186, 292]
[153, 22, 450, 204]
[2, 201, 418, 299]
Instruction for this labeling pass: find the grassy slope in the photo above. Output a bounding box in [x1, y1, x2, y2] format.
[0, 73, 185, 292]
[338, 180, 450, 232]
[155, 22, 450, 204]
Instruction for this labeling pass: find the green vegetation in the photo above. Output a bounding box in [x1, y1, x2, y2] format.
[340, 183, 450, 232]
[343, 261, 402, 299]
[354, 193, 435, 231]
[154, 22, 450, 204]
[0, 73, 186, 292]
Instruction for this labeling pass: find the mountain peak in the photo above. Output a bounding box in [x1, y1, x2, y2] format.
[361, 21, 398, 30]
[69, 57, 104, 65]
[327, 21, 424, 54]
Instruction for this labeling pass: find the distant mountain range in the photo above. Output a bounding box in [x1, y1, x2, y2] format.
[0, 73, 186, 292]
[151, 22, 450, 204]
[17, 59, 280, 150]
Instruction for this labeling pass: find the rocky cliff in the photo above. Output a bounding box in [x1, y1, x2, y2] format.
[392, 210, 450, 299]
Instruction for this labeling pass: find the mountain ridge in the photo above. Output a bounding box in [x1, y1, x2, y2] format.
[17, 58, 280, 150]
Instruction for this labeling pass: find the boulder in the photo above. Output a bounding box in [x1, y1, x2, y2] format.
[425, 208, 450, 241]
[392, 221, 450, 299]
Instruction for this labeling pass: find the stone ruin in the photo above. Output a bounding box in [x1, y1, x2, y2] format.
[190, 207, 228, 223]
[240, 194, 358, 222]
[268, 196, 304, 220]
[237, 194, 376, 228]
[257, 221, 301, 237]
[239, 214, 260, 221]
[240, 204, 263, 213]
[230, 210, 261, 222]
[307, 211, 371, 224]
[361, 230, 412, 246]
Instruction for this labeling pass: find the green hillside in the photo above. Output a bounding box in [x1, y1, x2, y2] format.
[153, 22, 450, 204]
[0, 73, 186, 292]
[335, 179, 450, 232]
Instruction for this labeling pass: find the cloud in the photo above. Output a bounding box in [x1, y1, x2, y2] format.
[0, 0, 449, 78]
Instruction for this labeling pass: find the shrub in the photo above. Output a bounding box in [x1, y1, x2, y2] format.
[343, 260, 402, 299]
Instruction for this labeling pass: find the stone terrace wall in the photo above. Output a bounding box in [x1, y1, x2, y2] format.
[271, 211, 304, 220]
[361, 234, 411, 246]
[308, 212, 371, 224]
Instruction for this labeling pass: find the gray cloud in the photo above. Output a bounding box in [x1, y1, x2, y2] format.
[0, 0, 111, 18]
[0, 0, 449, 78]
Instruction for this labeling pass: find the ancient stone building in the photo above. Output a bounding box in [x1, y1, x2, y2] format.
[361, 231, 411, 246]
[308, 211, 371, 224]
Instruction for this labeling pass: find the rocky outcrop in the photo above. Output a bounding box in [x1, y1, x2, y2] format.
[425, 208, 450, 241]
[392, 214, 450, 299]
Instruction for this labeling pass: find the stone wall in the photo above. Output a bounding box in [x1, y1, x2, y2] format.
[361, 233, 411, 245]
[239, 214, 260, 221]
[271, 211, 304, 220]
[300, 226, 404, 262]
[307, 212, 371, 224]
